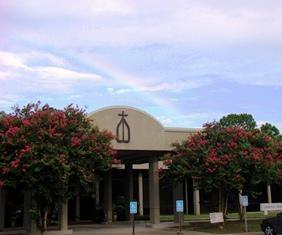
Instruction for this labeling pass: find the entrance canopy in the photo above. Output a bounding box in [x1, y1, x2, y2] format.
[88, 106, 199, 163]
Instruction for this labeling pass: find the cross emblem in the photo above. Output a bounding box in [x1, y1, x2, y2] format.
[116, 111, 130, 143]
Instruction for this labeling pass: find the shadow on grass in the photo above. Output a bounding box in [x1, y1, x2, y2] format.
[184, 220, 262, 234]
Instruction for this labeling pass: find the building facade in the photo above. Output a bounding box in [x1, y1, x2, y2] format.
[0, 105, 280, 234]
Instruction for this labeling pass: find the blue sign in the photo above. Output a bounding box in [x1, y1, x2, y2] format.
[130, 201, 137, 214]
[176, 200, 184, 212]
[241, 195, 248, 207]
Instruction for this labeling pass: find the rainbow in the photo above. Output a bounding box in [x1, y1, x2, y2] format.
[87, 53, 184, 122]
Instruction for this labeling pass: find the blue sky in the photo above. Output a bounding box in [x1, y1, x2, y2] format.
[0, 0, 282, 130]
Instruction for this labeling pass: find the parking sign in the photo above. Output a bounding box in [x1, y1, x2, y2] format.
[130, 201, 137, 214]
[241, 195, 248, 207]
[176, 200, 184, 212]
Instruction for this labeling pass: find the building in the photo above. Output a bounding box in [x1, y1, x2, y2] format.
[0, 105, 280, 234]
[86, 106, 201, 224]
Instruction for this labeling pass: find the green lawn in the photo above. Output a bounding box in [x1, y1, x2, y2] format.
[160, 211, 278, 222]
[185, 220, 262, 234]
[160, 212, 281, 233]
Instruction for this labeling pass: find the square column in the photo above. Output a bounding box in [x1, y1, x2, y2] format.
[75, 184, 80, 222]
[149, 157, 160, 224]
[125, 163, 134, 201]
[104, 170, 112, 223]
[267, 184, 272, 203]
[24, 191, 31, 231]
[125, 164, 134, 220]
[193, 189, 200, 215]
[138, 171, 144, 216]
[95, 180, 100, 208]
[173, 182, 184, 224]
[59, 201, 68, 231]
[0, 189, 6, 230]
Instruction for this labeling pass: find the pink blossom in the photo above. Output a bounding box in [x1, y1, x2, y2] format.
[6, 126, 20, 137]
[22, 119, 30, 127]
[71, 136, 81, 146]
[10, 159, 20, 168]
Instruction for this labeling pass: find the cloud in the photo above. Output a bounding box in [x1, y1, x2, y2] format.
[21, 51, 67, 67]
[0, 94, 21, 109]
[0, 50, 105, 94]
[107, 78, 211, 95]
[0, 51, 27, 69]
[156, 116, 173, 126]
[3, 0, 282, 48]
[35, 66, 102, 81]
[135, 80, 211, 92]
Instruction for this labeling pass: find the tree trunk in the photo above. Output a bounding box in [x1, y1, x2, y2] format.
[238, 190, 243, 221]
[219, 189, 222, 212]
[40, 209, 48, 235]
[224, 193, 229, 216]
[43, 211, 48, 231]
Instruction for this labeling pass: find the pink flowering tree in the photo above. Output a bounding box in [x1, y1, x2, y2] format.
[164, 122, 282, 215]
[0, 103, 116, 231]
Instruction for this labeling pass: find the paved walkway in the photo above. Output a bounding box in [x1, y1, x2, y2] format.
[70, 222, 264, 235]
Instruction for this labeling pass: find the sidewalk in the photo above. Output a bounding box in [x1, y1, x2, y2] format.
[70, 222, 264, 235]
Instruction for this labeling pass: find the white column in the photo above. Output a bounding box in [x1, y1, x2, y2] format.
[0, 189, 6, 230]
[193, 181, 200, 215]
[104, 170, 112, 223]
[138, 171, 144, 216]
[267, 184, 272, 203]
[149, 157, 160, 224]
[59, 201, 68, 231]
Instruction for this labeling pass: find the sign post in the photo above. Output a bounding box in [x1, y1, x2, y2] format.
[130, 201, 137, 235]
[240, 195, 248, 232]
[176, 200, 184, 235]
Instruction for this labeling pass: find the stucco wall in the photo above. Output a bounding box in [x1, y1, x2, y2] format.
[88, 106, 201, 151]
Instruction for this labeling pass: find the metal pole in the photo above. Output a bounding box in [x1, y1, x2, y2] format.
[179, 212, 181, 232]
[132, 215, 135, 235]
[244, 206, 248, 232]
[178, 212, 183, 235]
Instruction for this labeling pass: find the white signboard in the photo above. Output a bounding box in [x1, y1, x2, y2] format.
[209, 212, 224, 224]
[176, 200, 184, 213]
[240, 195, 248, 207]
[260, 203, 282, 211]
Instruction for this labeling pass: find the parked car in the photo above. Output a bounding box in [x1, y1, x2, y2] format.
[261, 212, 282, 235]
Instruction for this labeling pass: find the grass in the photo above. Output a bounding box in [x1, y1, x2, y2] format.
[187, 220, 261, 234]
[160, 212, 281, 234]
[185, 220, 262, 234]
[160, 211, 278, 222]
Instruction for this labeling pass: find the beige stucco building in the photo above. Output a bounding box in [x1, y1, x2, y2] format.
[0, 105, 202, 235]
[88, 106, 201, 224]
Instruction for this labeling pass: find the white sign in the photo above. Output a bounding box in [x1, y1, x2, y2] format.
[209, 212, 224, 224]
[240, 195, 248, 207]
[260, 203, 282, 211]
[176, 200, 184, 213]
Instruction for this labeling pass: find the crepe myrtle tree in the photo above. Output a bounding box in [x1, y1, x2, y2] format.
[164, 122, 282, 215]
[0, 102, 117, 232]
[218, 113, 257, 131]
